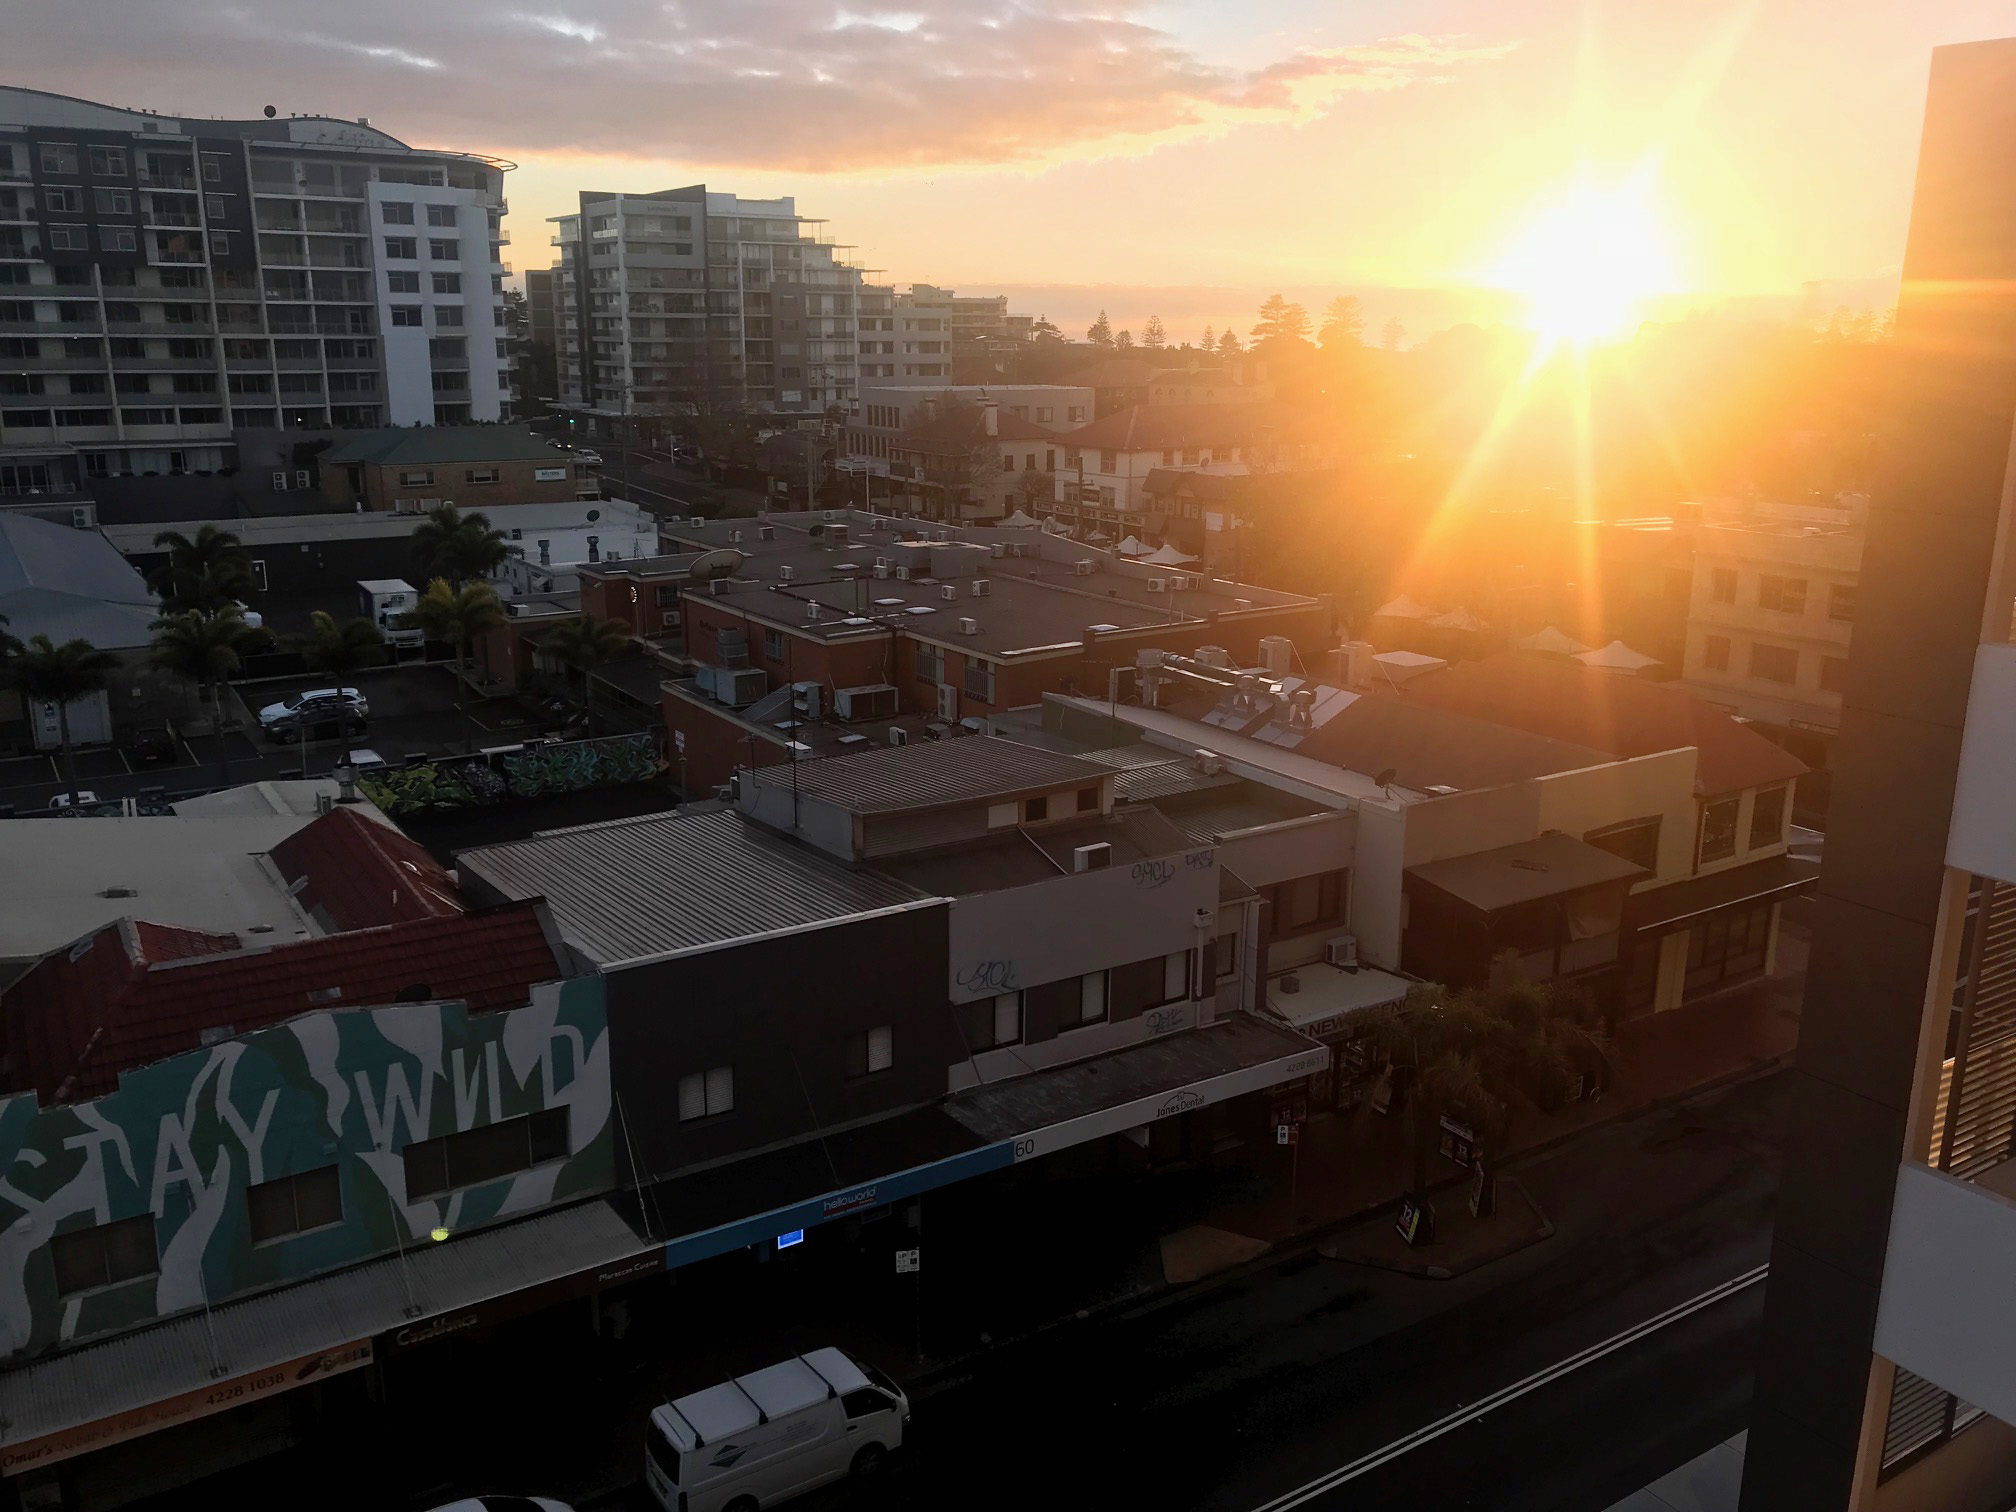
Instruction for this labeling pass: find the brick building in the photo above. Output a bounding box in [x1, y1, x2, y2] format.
[322, 426, 597, 511]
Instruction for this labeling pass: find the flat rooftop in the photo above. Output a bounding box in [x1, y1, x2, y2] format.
[749, 734, 1109, 814]
[874, 806, 1194, 895]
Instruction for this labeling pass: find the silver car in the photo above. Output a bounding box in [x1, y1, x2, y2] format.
[258, 687, 369, 741]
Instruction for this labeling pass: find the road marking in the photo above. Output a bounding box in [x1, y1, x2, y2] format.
[1245, 1264, 1769, 1512]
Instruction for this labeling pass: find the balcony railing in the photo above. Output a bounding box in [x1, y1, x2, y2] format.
[137, 172, 197, 191]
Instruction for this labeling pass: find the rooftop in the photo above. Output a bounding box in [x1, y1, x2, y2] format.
[267, 806, 466, 932]
[874, 805, 1195, 894]
[1062, 403, 1263, 452]
[321, 427, 570, 467]
[0, 511, 160, 651]
[1407, 830, 1648, 913]
[455, 806, 933, 967]
[749, 735, 1109, 815]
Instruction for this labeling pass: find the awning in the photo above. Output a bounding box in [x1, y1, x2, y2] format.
[944, 1013, 1327, 1160]
[1408, 830, 1648, 913]
[1627, 853, 1820, 934]
[1266, 963, 1412, 1038]
[0, 1199, 651, 1476]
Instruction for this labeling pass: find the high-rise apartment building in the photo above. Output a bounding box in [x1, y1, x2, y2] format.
[0, 88, 511, 499]
[550, 187, 879, 419]
[885, 284, 1031, 384]
[1740, 36, 2016, 1512]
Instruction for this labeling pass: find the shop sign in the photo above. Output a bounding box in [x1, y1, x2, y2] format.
[1, 1341, 373, 1475]
[379, 1247, 666, 1355]
[534, 466, 569, 481]
[1395, 1194, 1432, 1247]
[1437, 1114, 1479, 1168]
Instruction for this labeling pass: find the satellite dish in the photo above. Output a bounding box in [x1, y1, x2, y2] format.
[686, 548, 744, 582]
[1373, 768, 1397, 789]
[263, 105, 277, 119]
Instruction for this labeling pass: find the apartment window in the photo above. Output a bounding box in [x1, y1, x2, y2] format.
[429, 337, 466, 361]
[432, 272, 461, 295]
[427, 204, 457, 227]
[428, 238, 458, 261]
[93, 187, 132, 216]
[404, 1108, 571, 1197]
[1698, 796, 1740, 865]
[44, 187, 80, 213]
[49, 1214, 157, 1296]
[90, 145, 127, 177]
[1068, 406, 1086, 423]
[1829, 583, 1856, 622]
[228, 373, 271, 395]
[763, 628, 785, 662]
[391, 305, 423, 327]
[1215, 932, 1240, 981]
[1111, 952, 1192, 1017]
[1099, 451, 1117, 472]
[1749, 642, 1798, 684]
[1756, 574, 1807, 615]
[1703, 635, 1731, 672]
[1264, 870, 1348, 940]
[1076, 786, 1099, 813]
[964, 658, 995, 703]
[246, 1165, 343, 1243]
[464, 466, 499, 484]
[677, 1066, 735, 1122]
[103, 228, 139, 254]
[1750, 786, 1787, 849]
[205, 193, 228, 221]
[47, 225, 87, 251]
[381, 201, 415, 225]
[1710, 566, 1737, 603]
[207, 231, 230, 256]
[845, 1024, 894, 1078]
[1585, 815, 1662, 873]
[398, 469, 435, 486]
[1037, 406, 1053, 422]
[275, 373, 320, 395]
[39, 144, 79, 176]
[387, 270, 420, 293]
[384, 236, 417, 260]
[435, 306, 463, 327]
[963, 992, 1023, 1050]
[1819, 654, 1850, 693]
[202, 157, 222, 184]
[914, 642, 942, 684]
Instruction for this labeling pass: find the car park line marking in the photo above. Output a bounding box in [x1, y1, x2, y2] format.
[1245, 1264, 1770, 1512]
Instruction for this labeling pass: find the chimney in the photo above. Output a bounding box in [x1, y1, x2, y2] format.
[980, 401, 999, 437]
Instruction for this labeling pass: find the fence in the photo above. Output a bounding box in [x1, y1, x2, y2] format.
[354, 730, 660, 817]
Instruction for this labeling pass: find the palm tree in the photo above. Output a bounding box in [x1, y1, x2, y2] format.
[1363, 980, 1615, 1214]
[410, 503, 509, 586]
[10, 635, 122, 798]
[148, 609, 257, 723]
[150, 525, 255, 616]
[542, 615, 631, 732]
[401, 578, 506, 688]
[296, 611, 386, 679]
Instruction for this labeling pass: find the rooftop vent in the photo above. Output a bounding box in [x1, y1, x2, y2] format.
[972, 579, 991, 597]
[1073, 842, 1113, 873]
[959, 616, 979, 635]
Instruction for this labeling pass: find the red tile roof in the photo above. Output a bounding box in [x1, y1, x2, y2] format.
[267, 807, 466, 932]
[3, 904, 565, 1105]
[1061, 403, 1259, 452]
[1397, 653, 1809, 797]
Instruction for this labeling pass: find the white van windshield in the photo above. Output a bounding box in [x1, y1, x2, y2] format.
[647, 1423, 682, 1486]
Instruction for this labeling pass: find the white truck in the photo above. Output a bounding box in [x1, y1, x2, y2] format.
[359, 579, 426, 651]
[644, 1347, 907, 1512]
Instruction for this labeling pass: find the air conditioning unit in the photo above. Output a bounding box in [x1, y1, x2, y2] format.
[1073, 560, 1094, 576]
[730, 529, 743, 543]
[1147, 577, 1168, 593]
[896, 566, 911, 580]
[990, 542, 1006, 558]
[70, 505, 95, 529]
[834, 684, 897, 720]
[792, 680, 823, 719]
[779, 564, 793, 581]
[888, 725, 908, 746]
[1010, 543, 1027, 557]
[690, 515, 705, 526]
[935, 584, 954, 602]
[759, 525, 775, 541]
[1171, 575, 1194, 590]
[958, 616, 978, 636]
[874, 556, 888, 569]
[971, 579, 991, 597]
[1193, 748, 1225, 776]
[806, 603, 821, 624]
[722, 667, 767, 707]
[1325, 934, 1359, 969]
[1073, 842, 1112, 873]
[661, 610, 678, 628]
[823, 509, 837, 521]
[873, 563, 889, 579]
[937, 682, 959, 721]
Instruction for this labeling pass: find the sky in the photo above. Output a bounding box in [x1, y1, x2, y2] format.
[13, 0, 2016, 338]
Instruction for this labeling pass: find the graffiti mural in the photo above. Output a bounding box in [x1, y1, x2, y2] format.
[357, 732, 659, 816]
[0, 978, 611, 1360]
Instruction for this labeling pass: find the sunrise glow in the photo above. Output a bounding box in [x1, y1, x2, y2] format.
[1491, 182, 1680, 348]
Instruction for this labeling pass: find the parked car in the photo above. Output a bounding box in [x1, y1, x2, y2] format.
[257, 688, 369, 742]
[46, 790, 99, 812]
[575, 449, 604, 467]
[117, 719, 179, 766]
[336, 747, 388, 775]
[645, 1348, 906, 1512]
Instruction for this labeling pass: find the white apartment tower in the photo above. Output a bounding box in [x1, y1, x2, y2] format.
[551, 186, 880, 418]
[0, 87, 510, 500]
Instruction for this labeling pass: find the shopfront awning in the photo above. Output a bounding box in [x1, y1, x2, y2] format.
[944, 1013, 1328, 1161]
[1266, 963, 1412, 1037]
[0, 1199, 652, 1477]
[1407, 831, 1647, 914]
[1627, 853, 1820, 934]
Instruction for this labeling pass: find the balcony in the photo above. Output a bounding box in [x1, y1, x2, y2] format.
[0, 318, 103, 335]
[1948, 643, 2016, 882]
[137, 172, 197, 192]
[11, 355, 108, 372]
[107, 319, 212, 336]
[143, 212, 201, 229]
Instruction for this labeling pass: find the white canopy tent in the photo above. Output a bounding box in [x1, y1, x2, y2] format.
[1427, 606, 1486, 632]
[1516, 624, 1591, 655]
[1139, 542, 1200, 566]
[1370, 595, 1439, 621]
[1575, 639, 1663, 674]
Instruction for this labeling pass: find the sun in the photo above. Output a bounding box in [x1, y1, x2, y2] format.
[1491, 181, 1678, 348]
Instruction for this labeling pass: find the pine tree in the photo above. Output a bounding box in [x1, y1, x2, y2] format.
[1086, 310, 1114, 347]
[1142, 315, 1166, 349]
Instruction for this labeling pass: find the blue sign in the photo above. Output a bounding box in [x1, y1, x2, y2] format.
[776, 1229, 805, 1250]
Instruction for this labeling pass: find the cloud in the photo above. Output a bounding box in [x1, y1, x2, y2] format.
[16, 3, 1515, 173]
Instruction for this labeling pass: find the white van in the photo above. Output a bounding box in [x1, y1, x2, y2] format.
[643, 1347, 907, 1512]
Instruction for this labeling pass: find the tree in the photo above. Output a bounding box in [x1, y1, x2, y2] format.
[296, 611, 386, 679]
[149, 525, 255, 617]
[1015, 466, 1058, 515]
[10, 635, 121, 799]
[1217, 329, 1244, 355]
[149, 609, 257, 723]
[410, 503, 509, 586]
[1363, 980, 1615, 1206]
[1319, 295, 1364, 348]
[1142, 315, 1166, 349]
[1381, 317, 1406, 351]
[0, 611, 17, 661]
[1086, 310, 1114, 348]
[1251, 293, 1312, 344]
[1029, 315, 1063, 343]
[541, 615, 632, 731]
[401, 578, 506, 691]
[1114, 328, 1135, 350]
[1200, 325, 1215, 351]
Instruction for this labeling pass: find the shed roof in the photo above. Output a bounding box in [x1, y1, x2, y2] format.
[1406, 831, 1647, 913]
[752, 735, 1109, 814]
[0, 513, 160, 649]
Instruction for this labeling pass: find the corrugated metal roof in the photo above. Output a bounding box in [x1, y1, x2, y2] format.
[457, 807, 932, 966]
[321, 426, 566, 466]
[751, 736, 1109, 814]
[1407, 830, 1648, 912]
[0, 1199, 645, 1449]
